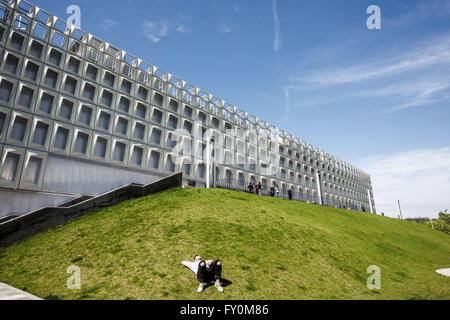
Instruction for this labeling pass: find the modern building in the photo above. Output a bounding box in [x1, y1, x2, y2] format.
[0, 0, 376, 218]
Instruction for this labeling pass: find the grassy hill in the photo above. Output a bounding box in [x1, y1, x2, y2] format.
[0, 187, 449, 300]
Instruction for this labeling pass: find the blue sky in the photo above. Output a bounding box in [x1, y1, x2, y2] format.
[31, 0, 450, 218]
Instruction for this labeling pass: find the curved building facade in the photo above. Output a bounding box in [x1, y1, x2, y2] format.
[0, 0, 376, 217]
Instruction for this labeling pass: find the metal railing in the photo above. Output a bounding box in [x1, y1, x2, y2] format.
[214, 179, 362, 211]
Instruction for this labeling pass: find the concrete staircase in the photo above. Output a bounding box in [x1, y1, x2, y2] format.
[0, 172, 182, 248]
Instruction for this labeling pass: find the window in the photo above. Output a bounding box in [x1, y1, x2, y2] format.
[0, 112, 6, 136]
[169, 99, 178, 112]
[152, 109, 162, 124]
[4, 54, 19, 74]
[168, 115, 178, 129]
[167, 133, 177, 148]
[86, 64, 98, 81]
[44, 69, 59, 88]
[79, 105, 93, 126]
[116, 117, 128, 135]
[32, 122, 49, 146]
[103, 72, 115, 87]
[98, 111, 111, 130]
[113, 142, 126, 162]
[74, 132, 89, 154]
[49, 49, 62, 66]
[150, 128, 161, 144]
[131, 147, 143, 166]
[18, 86, 34, 108]
[59, 99, 74, 120]
[197, 164, 205, 178]
[64, 76, 77, 95]
[184, 106, 192, 118]
[183, 163, 191, 176]
[54, 127, 69, 149]
[212, 117, 219, 129]
[39, 92, 54, 114]
[119, 97, 130, 113]
[134, 123, 145, 140]
[183, 121, 192, 133]
[94, 137, 107, 158]
[154, 92, 163, 106]
[24, 61, 39, 81]
[29, 41, 44, 59]
[135, 103, 147, 119]
[82, 83, 95, 101]
[137, 86, 148, 100]
[198, 112, 206, 124]
[101, 90, 113, 107]
[23, 156, 42, 184]
[121, 79, 132, 94]
[165, 155, 175, 172]
[0, 153, 20, 181]
[11, 116, 28, 141]
[0, 79, 13, 102]
[149, 151, 160, 169]
[10, 32, 25, 51]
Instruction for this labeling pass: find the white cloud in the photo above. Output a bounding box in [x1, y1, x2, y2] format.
[357, 75, 450, 111]
[234, 6, 240, 13]
[176, 24, 191, 34]
[100, 18, 118, 31]
[292, 36, 450, 87]
[142, 18, 191, 43]
[142, 19, 170, 43]
[385, 0, 450, 27]
[218, 24, 234, 34]
[356, 147, 450, 219]
[272, 0, 281, 52]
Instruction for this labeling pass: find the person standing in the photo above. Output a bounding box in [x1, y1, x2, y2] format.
[275, 185, 280, 198]
[257, 182, 262, 196]
[288, 188, 293, 200]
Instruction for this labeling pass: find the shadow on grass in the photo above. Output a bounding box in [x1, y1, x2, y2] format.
[205, 278, 233, 289]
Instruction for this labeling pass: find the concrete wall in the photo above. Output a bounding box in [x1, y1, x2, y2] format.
[0, 172, 182, 248]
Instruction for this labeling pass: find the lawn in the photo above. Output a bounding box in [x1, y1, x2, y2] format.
[0, 187, 449, 300]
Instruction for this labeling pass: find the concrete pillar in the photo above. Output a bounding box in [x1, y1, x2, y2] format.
[316, 171, 323, 205]
[367, 189, 374, 213]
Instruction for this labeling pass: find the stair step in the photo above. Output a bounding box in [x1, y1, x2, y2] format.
[57, 196, 94, 208]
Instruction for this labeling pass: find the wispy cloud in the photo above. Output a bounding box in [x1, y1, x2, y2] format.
[218, 24, 234, 34]
[100, 18, 118, 31]
[293, 36, 450, 87]
[272, 0, 281, 52]
[282, 35, 450, 111]
[176, 24, 191, 34]
[142, 18, 191, 43]
[357, 75, 450, 111]
[356, 147, 450, 219]
[385, 0, 450, 27]
[142, 19, 170, 43]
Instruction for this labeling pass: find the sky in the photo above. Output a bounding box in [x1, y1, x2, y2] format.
[31, 0, 450, 219]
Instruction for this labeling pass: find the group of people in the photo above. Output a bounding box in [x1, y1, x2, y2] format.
[247, 182, 263, 196]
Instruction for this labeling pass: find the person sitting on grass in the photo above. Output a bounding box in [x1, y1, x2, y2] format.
[182, 255, 224, 293]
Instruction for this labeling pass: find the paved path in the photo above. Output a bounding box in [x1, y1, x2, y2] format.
[436, 268, 450, 277]
[0, 283, 42, 300]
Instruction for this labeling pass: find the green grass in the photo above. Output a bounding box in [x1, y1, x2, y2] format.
[0, 188, 449, 300]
